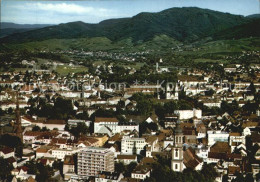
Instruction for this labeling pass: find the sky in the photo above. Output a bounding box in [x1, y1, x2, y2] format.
[1, 0, 259, 24]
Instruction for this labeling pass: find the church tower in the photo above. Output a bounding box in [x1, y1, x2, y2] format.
[171, 121, 184, 172]
[15, 91, 23, 142]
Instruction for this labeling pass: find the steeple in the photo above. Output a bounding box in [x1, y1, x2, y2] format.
[174, 120, 183, 147]
[15, 91, 23, 142]
[171, 119, 184, 172]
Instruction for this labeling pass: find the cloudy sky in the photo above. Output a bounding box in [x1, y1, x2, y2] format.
[1, 0, 259, 24]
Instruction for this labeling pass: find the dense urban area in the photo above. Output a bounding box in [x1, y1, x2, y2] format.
[0, 4, 260, 182]
[0, 55, 260, 182]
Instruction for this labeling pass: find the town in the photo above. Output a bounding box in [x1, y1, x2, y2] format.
[0, 59, 259, 182]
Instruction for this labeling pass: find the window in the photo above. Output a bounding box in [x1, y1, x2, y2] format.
[175, 149, 178, 158]
[175, 164, 178, 170]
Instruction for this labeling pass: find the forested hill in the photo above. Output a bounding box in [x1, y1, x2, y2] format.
[0, 7, 249, 44]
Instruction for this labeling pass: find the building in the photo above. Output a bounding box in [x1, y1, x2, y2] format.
[116, 155, 137, 165]
[63, 155, 75, 181]
[207, 131, 229, 146]
[95, 172, 124, 182]
[121, 136, 147, 155]
[174, 109, 202, 120]
[52, 148, 79, 161]
[77, 147, 114, 179]
[0, 146, 15, 159]
[94, 117, 119, 134]
[131, 168, 151, 180]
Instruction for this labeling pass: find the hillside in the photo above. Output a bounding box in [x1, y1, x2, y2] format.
[0, 7, 249, 44]
[213, 19, 260, 40]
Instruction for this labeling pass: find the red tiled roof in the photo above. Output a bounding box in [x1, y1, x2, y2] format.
[0, 146, 14, 154]
[95, 117, 118, 123]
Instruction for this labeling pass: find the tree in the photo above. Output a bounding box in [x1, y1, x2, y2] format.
[0, 134, 23, 156]
[136, 99, 153, 116]
[200, 163, 218, 181]
[32, 125, 41, 131]
[244, 173, 254, 182]
[36, 163, 54, 182]
[0, 157, 13, 180]
[205, 89, 215, 96]
[164, 101, 178, 114]
[115, 162, 125, 174]
[70, 122, 89, 138]
[242, 102, 258, 114]
[124, 162, 137, 177]
[25, 160, 37, 174]
[256, 172, 260, 181]
[247, 82, 256, 95]
[7, 107, 13, 114]
[222, 174, 229, 182]
[76, 111, 89, 120]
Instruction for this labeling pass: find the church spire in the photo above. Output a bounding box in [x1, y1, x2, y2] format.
[15, 91, 23, 142]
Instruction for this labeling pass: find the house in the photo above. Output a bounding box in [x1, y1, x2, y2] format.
[163, 114, 178, 128]
[7, 156, 17, 168]
[23, 131, 43, 144]
[51, 147, 80, 161]
[131, 168, 150, 180]
[77, 138, 99, 148]
[196, 123, 207, 138]
[183, 148, 203, 170]
[32, 119, 66, 130]
[0, 146, 15, 159]
[131, 157, 155, 180]
[228, 166, 241, 181]
[63, 155, 75, 181]
[195, 144, 209, 162]
[95, 172, 124, 182]
[37, 158, 53, 166]
[11, 166, 29, 176]
[36, 147, 52, 159]
[251, 133, 260, 146]
[229, 133, 245, 152]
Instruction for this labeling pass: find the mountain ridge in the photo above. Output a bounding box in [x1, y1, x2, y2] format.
[0, 7, 250, 44]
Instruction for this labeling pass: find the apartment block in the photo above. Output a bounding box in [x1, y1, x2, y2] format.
[77, 147, 114, 179]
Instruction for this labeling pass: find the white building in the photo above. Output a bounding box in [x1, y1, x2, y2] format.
[68, 119, 92, 127]
[78, 147, 114, 178]
[174, 109, 202, 120]
[94, 117, 119, 134]
[131, 169, 150, 180]
[207, 131, 229, 146]
[94, 117, 139, 134]
[52, 148, 80, 161]
[121, 136, 147, 155]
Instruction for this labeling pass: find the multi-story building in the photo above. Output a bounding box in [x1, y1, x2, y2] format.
[77, 147, 114, 179]
[121, 136, 147, 155]
[207, 130, 229, 146]
[94, 117, 119, 134]
[94, 117, 139, 135]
